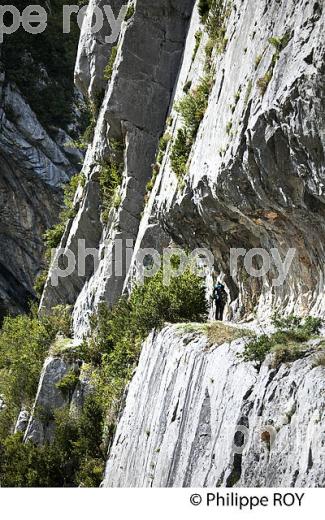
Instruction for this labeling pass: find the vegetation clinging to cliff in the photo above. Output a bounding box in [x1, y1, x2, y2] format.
[241, 314, 323, 366]
[2, 0, 80, 130]
[171, 75, 213, 178]
[0, 305, 72, 439]
[0, 267, 207, 486]
[34, 174, 85, 298]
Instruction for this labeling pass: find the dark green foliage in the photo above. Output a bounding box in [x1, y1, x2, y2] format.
[205, 0, 231, 54]
[0, 306, 72, 438]
[157, 133, 172, 164]
[0, 396, 105, 487]
[34, 174, 84, 297]
[268, 33, 291, 54]
[257, 68, 273, 96]
[171, 75, 213, 178]
[192, 31, 202, 61]
[176, 75, 212, 136]
[198, 0, 212, 22]
[125, 3, 135, 21]
[43, 173, 83, 253]
[98, 139, 125, 223]
[79, 268, 208, 443]
[170, 129, 193, 178]
[241, 314, 323, 366]
[56, 371, 79, 398]
[104, 46, 118, 81]
[2, 0, 80, 130]
[0, 268, 207, 486]
[83, 268, 208, 367]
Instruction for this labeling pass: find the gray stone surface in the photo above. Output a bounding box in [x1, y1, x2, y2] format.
[0, 74, 81, 317]
[14, 411, 30, 434]
[74, 0, 127, 100]
[24, 356, 77, 445]
[126, 0, 325, 320]
[103, 325, 325, 487]
[42, 0, 196, 338]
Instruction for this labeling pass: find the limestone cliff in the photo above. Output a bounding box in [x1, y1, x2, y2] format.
[0, 0, 82, 318]
[103, 325, 325, 487]
[5, 0, 325, 489]
[0, 74, 80, 318]
[42, 0, 325, 333]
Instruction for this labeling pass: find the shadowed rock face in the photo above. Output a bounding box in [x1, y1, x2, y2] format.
[103, 326, 325, 488]
[0, 75, 81, 318]
[0, 152, 60, 317]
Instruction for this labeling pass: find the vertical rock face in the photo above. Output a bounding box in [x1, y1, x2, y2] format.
[42, 0, 196, 337]
[23, 356, 74, 445]
[4, 0, 324, 489]
[126, 0, 325, 321]
[0, 75, 80, 318]
[23, 351, 88, 446]
[75, 0, 127, 100]
[103, 325, 325, 487]
[42, 0, 325, 337]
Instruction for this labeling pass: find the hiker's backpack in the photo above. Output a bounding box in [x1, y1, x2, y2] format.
[213, 285, 228, 305]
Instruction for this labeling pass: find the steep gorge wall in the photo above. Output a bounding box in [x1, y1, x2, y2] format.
[7, 0, 325, 489]
[0, 0, 82, 318]
[41, 0, 325, 338]
[127, 0, 325, 321]
[104, 325, 325, 487]
[0, 75, 80, 318]
[41, 0, 196, 337]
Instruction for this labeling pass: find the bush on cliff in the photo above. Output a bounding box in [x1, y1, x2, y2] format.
[241, 314, 323, 366]
[0, 305, 72, 439]
[171, 75, 213, 178]
[0, 268, 207, 487]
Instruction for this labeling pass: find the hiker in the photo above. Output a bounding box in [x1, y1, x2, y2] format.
[213, 282, 228, 321]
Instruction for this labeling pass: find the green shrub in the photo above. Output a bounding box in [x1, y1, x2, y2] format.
[244, 79, 253, 106]
[170, 128, 193, 178]
[171, 75, 213, 178]
[56, 370, 79, 398]
[104, 46, 118, 81]
[34, 173, 84, 298]
[198, 0, 212, 22]
[0, 394, 106, 487]
[192, 30, 202, 61]
[2, 0, 80, 130]
[125, 3, 135, 21]
[255, 54, 263, 69]
[205, 0, 231, 54]
[271, 313, 322, 335]
[268, 33, 291, 54]
[176, 75, 212, 135]
[98, 138, 125, 223]
[157, 133, 172, 164]
[43, 173, 83, 253]
[0, 268, 207, 486]
[0, 305, 72, 438]
[82, 268, 208, 445]
[226, 120, 233, 134]
[241, 314, 323, 366]
[257, 68, 273, 96]
[183, 80, 192, 93]
[241, 334, 274, 364]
